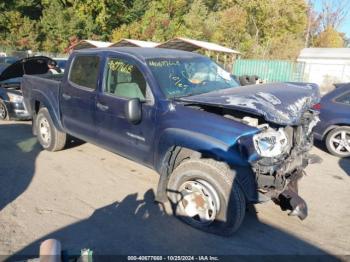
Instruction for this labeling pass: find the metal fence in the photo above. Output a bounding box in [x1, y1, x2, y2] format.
[232, 59, 306, 83]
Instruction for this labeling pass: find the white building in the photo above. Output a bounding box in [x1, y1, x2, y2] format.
[298, 48, 350, 91]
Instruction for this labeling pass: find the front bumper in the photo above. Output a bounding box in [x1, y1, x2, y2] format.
[4, 100, 31, 120]
[254, 152, 322, 220]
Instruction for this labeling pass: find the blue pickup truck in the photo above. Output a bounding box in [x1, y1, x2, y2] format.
[22, 47, 321, 235]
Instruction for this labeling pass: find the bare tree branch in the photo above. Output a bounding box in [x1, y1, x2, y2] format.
[318, 0, 350, 31]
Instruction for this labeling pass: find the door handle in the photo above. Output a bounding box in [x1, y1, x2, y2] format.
[96, 102, 109, 111]
[62, 93, 71, 100]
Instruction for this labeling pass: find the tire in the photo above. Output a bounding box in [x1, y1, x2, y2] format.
[325, 126, 350, 158]
[239, 75, 250, 86]
[167, 159, 246, 236]
[36, 107, 66, 151]
[0, 100, 9, 120]
[249, 75, 259, 85]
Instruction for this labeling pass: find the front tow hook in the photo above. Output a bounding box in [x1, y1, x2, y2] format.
[275, 169, 308, 220]
[278, 188, 308, 220]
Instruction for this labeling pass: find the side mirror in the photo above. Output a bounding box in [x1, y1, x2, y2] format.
[125, 98, 142, 124]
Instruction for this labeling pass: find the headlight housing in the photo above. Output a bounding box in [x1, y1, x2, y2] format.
[253, 128, 289, 158]
[8, 93, 23, 103]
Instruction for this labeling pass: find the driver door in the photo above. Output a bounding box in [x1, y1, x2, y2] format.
[95, 56, 157, 165]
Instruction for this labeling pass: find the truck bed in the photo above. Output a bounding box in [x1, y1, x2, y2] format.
[21, 74, 62, 118]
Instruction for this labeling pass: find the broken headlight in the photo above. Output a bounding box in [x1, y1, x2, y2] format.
[8, 93, 23, 103]
[253, 128, 289, 158]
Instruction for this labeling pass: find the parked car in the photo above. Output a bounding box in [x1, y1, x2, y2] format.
[0, 56, 55, 120]
[22, 47, 321, 235]
[0, 63, 9, 74]
[314, 83, 350, 157]
[53, 58, 68, 72]
[0, 56, 19, 65]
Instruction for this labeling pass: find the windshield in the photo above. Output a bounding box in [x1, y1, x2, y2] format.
[146, 57, 239, 98]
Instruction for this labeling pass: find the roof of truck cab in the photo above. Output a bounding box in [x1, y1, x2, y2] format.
[74, 47, 204, 60]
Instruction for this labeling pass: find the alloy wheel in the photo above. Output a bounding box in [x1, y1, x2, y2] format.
[329, 130, 350, 156]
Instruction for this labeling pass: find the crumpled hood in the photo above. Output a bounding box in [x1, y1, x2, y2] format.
[180, 82, 320, 125]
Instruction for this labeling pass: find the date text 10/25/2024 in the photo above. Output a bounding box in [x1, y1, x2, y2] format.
[127, 256, 219, 261]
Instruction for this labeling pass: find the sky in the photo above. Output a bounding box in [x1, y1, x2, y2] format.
[313, 0, 350, 38]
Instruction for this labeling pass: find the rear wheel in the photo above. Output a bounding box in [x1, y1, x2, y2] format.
[36, 107, 66, 151]
[326, 127, 350, 157]
[0, 100, 9, 120]
[167, 159, 246, 236]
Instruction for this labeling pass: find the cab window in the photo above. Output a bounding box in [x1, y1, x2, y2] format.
[69, 55, 100, 90]
[104, 58, 147, 100]
[335, 92, 350, 105]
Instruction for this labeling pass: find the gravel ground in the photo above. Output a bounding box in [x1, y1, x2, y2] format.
[0, 120, 349, 260]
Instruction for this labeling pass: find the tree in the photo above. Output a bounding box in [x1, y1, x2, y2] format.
[225, 0, 308, 58]
[123, 0, 152, 23]
[314, 26, 345, 47]
[306, 0, 349, 47]
[212, 6, 251, 53]
[0, 0, 329, 57]
[317, 0, 349, 32]
[0, 11, 40, 51]
[111, 21, 143, 41]
[71, 0, 128, 40]
[183, 0, 211, 40]
[0, 1, 42, 49]
[39, 2, 78, 52]
[112, 0, 190, 42]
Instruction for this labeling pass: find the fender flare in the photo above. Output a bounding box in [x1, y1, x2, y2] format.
[30, 90, 64, 132]
[154, 128, 258, 203]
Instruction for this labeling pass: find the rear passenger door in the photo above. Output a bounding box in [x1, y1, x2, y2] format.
[334, 91, 350, 120]
[60, 54, 101, 142]
[95, 56, 156, 165]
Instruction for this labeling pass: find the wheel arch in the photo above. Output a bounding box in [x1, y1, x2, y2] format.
[30, 91, 64, 133]
[154, 128, 258, 204]
[322, 123, 350, 140]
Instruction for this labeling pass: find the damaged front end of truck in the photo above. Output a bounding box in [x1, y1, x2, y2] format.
[180, 82, 322, 220]
[248, 110, 321, 220]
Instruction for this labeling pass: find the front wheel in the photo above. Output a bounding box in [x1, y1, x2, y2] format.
[36, 107, 67, 151]
[326, 126, 350, 157]
[167, 159, 246, 236]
